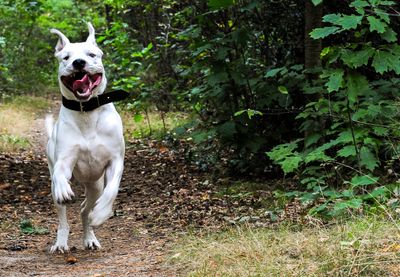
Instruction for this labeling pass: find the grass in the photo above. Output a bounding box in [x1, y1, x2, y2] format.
[119, 109, 192, 140]
[170, 215, 400, 276]
[0, 95, 50, 151]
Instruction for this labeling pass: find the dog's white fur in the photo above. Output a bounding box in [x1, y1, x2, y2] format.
[47, 23, 124, 253]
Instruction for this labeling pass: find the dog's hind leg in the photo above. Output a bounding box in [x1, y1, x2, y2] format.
[81, 177, 104, 249]
[89, 159, 123, 227]
[50, 202, 70, 253]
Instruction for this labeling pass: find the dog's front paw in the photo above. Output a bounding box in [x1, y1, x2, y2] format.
[53, 179, 75, 204]
[50, 243, 69, 254]
[83, 233, 101, 250]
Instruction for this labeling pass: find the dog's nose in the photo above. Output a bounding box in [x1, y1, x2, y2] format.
[72, 59, 86, 70]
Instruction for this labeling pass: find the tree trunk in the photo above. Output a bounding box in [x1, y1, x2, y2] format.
[304, 1, 323, 142]
[304, 1, 322, 70]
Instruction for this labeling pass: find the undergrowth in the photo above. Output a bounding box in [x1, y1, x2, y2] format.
[170, 215, 400, 276]
[119, 108, 192, 140]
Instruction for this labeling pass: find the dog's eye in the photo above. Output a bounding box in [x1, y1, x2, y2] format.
[88, 53, 96, 58]
[63, 56, 69, 61]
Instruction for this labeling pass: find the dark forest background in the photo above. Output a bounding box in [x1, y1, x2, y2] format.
[1, 0, 400, 217]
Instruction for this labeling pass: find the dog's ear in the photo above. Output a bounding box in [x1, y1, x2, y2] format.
[86, 22, 97, 45]
[50, 28, 70, 54]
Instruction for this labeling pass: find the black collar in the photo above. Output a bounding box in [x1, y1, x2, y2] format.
[62, 90, 130, 112]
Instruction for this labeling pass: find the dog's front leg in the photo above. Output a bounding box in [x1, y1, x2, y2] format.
[50, 157, 76, 253]
[89, 158, 124, 227]
[50, 202, 69, 253]
[52, 161, 76, 204]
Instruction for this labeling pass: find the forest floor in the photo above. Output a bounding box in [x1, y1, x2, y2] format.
[0, 102, 278, 276]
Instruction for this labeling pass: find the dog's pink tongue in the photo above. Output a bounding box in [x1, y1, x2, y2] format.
[72, 74, 91, 94]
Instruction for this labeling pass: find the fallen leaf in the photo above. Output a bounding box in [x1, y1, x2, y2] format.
[65, 254, 78, 264]
[159, 146, 169, 153]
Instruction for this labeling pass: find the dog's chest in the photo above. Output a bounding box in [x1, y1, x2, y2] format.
[72, 134, 112, 182]
[70, 111, 118, 181]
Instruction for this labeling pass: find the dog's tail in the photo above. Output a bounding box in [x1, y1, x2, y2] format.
[45, 114, 54, 138]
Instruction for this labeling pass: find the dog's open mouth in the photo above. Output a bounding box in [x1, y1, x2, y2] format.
[61, 71, 102, 100]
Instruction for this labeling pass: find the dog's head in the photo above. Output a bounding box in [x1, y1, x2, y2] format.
[50, 23, 106, 102]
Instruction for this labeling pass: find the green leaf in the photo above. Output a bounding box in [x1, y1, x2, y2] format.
[320, 47, 331, 58]
[350, 0, 368, 15]
[349, 175, 378, 187]
[265, 67, 285, 78]
[333, 198, 363, 211]
[372, 50, 393, 74]
[346, 73, 369, 103]
[278, 86, 288, 94]
[367, 16, 387, 34]
[267, 140, 304, 174]
[310, 26, 340, 39]
[381, 28, 397, 42]
[337, 145, 356, 158]
[133, 113, 144, 123]
[338, 15, 363, 30]
[281, 156, 302, 174]
[341, 48, 375, 68]
[19, 219, 48, 235]
[234, 109, 263, 119]
[325, 69, 344, 92]
[360, 147, 379, 171]
[322, 14, 342, 24]
[372, 126, 388, 136]
[267, 140, 300, 161]
[312, 0, 323, 5]
[350, 0, 369, 9]
[208, 0, 234, 10]
[376, 8, 391, 23]
[368, 186, 388, 198]
[304, 149, 333, 163]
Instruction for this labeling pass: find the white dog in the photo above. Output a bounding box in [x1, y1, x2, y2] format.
[46, 23, 125, 253]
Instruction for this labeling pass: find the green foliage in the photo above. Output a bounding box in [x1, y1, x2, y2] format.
[267, 140, 303, 174]
[19, 219, 48, 235]
[267, 0, 400, 217]
[0, 134, 29, 150]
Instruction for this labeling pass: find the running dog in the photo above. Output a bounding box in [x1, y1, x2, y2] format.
[46, 23, 124, 253]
